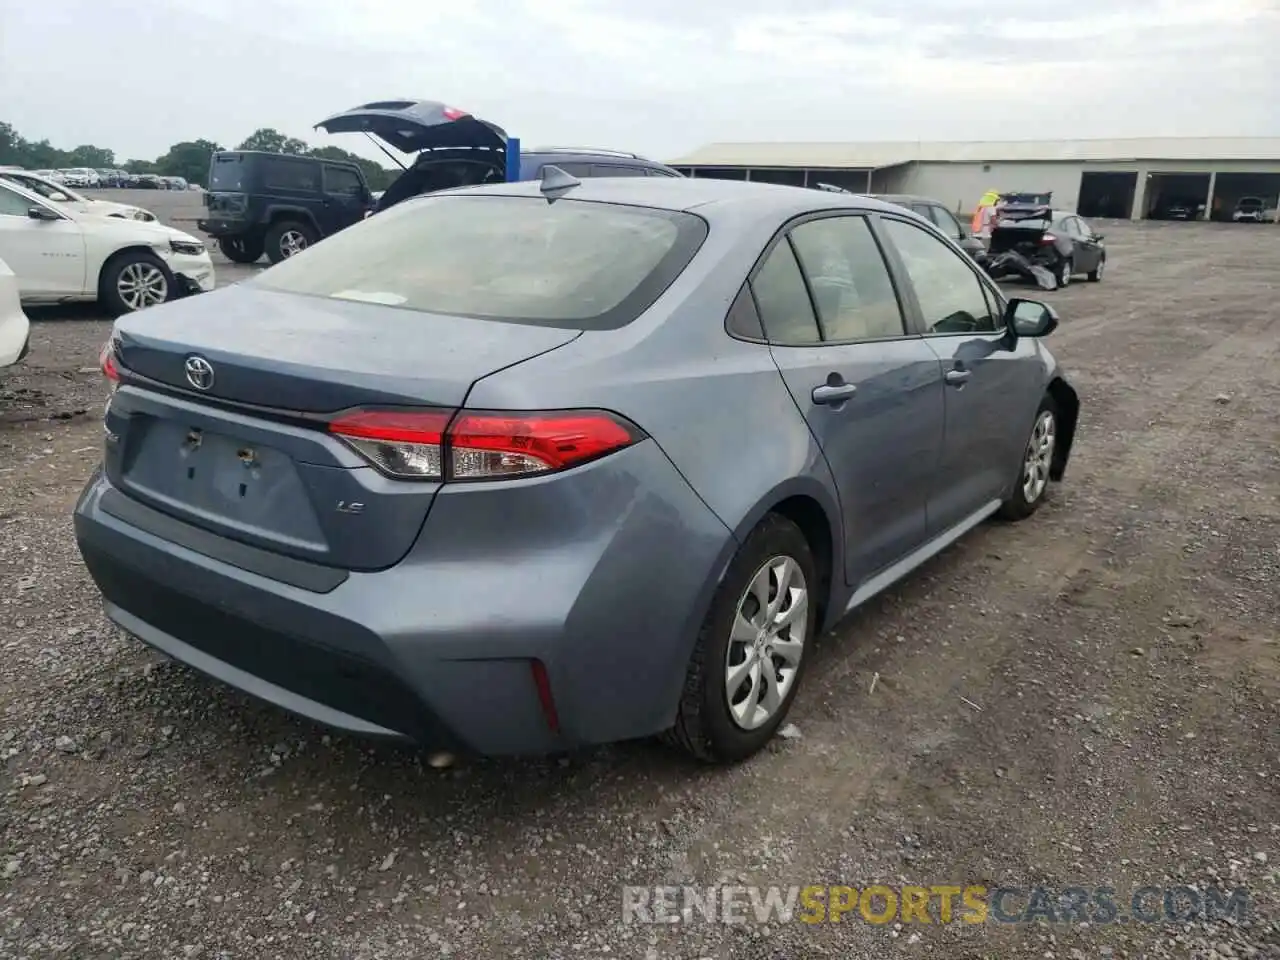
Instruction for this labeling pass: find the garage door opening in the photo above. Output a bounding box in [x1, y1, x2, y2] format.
[1143, 172, 1211, 220]
[1077, 171, 1137, 219]
[1210, 172, 1280, 222]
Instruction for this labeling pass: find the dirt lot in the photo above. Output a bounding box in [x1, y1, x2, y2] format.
[0, 220, 1276, 959]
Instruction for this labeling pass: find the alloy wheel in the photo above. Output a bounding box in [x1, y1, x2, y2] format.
[116, 263, 169, 311]
[724, 555, 808, 730]
[1022, 410, 1057, 504]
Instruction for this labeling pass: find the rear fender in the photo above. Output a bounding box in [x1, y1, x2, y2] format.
[726, 476, 846, 633]
[263, 205, 319, 233]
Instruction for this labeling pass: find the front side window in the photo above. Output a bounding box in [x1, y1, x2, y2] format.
[880, 218, 998, 335]
[788, 216, 905, 341]
[323, 165, 363, 196]
[253, 194, 707, 330]
[0, 185, 37, 217]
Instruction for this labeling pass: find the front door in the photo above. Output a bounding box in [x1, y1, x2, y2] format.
[749, 213, 945, 586]
[0, 185, 86, 298]
[1066, 217, 1104, 273]
[877, 215, 1045, 535]
[320, 164, 368, 234]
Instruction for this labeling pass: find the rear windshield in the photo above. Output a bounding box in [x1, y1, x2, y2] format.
[209, 156, 247, 191]
[252, 194, 708, 330]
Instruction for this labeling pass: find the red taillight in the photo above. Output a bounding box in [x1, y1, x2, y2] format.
[99, 340, 120, 384]
[327, 408, 641, 482]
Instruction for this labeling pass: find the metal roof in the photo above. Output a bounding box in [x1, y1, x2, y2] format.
[671, 137, 1280, 168]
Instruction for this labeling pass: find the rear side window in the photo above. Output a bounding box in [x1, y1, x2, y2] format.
[750, 241, 821, 346]
[261, 157, 319, 192]
[253, 194, 708, 330]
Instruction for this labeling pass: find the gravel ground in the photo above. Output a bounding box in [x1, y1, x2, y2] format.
[0, 220, 1276, 959]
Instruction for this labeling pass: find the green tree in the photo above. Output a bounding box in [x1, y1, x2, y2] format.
[66, 144, 115, 168]
[237, 127, 309, 155]
[155, 139, 223, 186]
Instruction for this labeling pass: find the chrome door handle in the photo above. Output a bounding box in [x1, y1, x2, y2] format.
[812, 383, 858, 404]
[944, 369, 971, 386]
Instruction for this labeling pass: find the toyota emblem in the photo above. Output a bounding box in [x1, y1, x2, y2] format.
[184, 356, 215, 391]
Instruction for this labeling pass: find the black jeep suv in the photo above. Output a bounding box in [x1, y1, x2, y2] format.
[198, 151, 372, 265]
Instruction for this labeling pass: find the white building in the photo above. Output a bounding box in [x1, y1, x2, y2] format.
[668, 137, 1280, 221]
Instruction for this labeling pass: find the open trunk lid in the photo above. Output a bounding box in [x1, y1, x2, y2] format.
[988, 204, 1055, 255]
[104, 283, 580, 571]
[314, 100, 508, 154]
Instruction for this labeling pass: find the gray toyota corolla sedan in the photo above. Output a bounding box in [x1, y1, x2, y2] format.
[74, 173, 1079, 764]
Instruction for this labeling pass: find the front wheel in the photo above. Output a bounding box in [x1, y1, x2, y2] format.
[265, 220, 317, 264]
[998, 395, 1059, 521]
[99, 251, 175, 316]
[1087, 256, 1105, 282]
[664, 514, 817, 764]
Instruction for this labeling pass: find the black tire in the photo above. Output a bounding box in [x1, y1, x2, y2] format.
[998, 394, 1060, 521]
[218, 236, 265, 264]
[98, 250, 176, 316]
[1056, 257, 1073, 288]
[1087, 256, 1105, 282]
[264, 220, 317, 264]
[664, 514, 818, 764]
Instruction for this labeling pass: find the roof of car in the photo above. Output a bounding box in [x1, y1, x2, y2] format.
[871, 193, 940, 204]
[429, 175, 908, 218]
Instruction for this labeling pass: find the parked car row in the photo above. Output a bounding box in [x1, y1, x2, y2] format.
[16, 167, 195, 190]
[0, 169, 159, 222]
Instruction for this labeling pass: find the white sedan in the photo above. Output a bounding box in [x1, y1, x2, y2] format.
[0, 170, 157, 222]
[0, 256, 31, 371]
[0, 178, 215, 314]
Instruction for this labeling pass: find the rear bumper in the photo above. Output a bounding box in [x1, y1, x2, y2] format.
[73, 441, 736, 756]
[197, 218, 249, 237]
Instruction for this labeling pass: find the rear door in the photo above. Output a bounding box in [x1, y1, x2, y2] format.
[321, 164, 368, 233]
[751, 213, 944, 586]
[877, 215, 1045, 533]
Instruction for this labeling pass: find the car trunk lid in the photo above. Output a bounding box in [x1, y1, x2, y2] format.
[314, 100, 508, 155]
[104, 283, 580, 571]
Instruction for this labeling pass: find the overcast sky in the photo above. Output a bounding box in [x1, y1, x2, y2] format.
[3, 0, 1278, 166]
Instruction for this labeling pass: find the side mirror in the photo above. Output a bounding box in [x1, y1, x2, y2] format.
[1093, 233, 1105, 241]
[28, 206, 60, 221]
[1006, 298, 1059, 338]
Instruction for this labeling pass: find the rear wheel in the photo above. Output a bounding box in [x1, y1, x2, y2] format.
[218, 236, 265, 264]
[1056, 257, 1073, 288]
[664, 514, 817, 764]
[265, 220, 317, 264]
[1087, 256, 1105, 282]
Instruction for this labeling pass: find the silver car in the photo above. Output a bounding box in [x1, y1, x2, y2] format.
[74, 174, 1079, 764]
